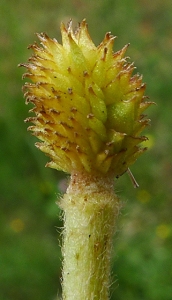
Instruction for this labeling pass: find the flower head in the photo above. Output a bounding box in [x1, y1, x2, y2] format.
[20, 19, 152, 177]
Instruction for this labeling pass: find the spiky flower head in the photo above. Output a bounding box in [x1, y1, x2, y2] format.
[20, 19, 152, 177]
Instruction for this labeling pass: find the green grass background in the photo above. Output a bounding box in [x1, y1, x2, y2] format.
[0, 0, 172, 299]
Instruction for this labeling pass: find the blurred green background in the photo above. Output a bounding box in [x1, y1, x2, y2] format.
[0, 0, 172, 299]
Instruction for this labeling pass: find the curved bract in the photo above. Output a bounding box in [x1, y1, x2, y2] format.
[20, 19, 152, 177]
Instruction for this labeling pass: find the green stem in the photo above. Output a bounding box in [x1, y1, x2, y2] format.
[60, 172, 119, 300]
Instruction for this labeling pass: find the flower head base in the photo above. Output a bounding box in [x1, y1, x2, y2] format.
[20, 19, 152, 177]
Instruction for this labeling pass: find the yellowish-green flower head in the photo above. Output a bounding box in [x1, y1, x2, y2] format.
[20, 19, 152, 177]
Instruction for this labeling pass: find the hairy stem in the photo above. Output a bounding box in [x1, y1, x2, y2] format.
[60, 172, 120, 300]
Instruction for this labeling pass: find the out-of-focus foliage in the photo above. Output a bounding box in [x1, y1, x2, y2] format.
[0, 0, 171, 299]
